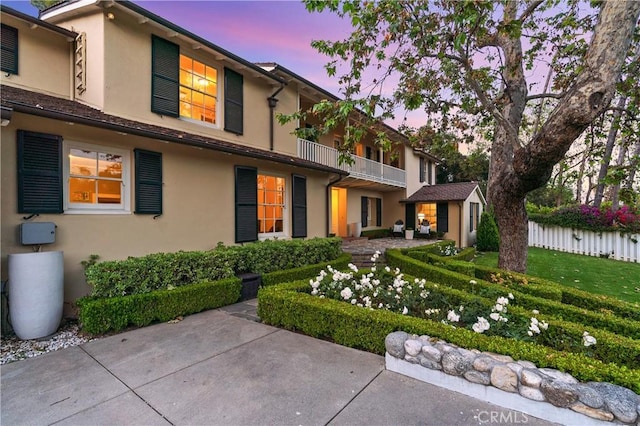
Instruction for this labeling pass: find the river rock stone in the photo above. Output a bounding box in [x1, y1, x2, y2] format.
[517, 360, 537, 369]
[485, 352, 514, 363]
[587, 382, 639, 424]
[520, 369, 542, 388]
[519, 385, 546, 402]
[576, 384, 604, 409]
[434, 341, 455, 353]
[418, 335, 431, 344]
[405, 354, 420, 364]
[442, 350, 471, 376]
[418, 354, 442, 370]
[464, 370, 491, 385]
[473, 356, 500, 373]
[570, 402, 614, 421]
[490, 364, 518, 393]
[404, 339, 423, 357]
[421, 344, 442, 362]
[538, 368, 578, 384]
[540, 379, 579, 407]
[385, 331, 408, 358]
[507, 362, 523, 377]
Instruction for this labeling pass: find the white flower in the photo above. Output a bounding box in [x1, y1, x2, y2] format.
[494, 303, 504, 312]
[310, 279, 320, 289]
[447, 310, 460, 322]
[527, 330, 533, 337]
[348, 263, 358, 272]
[371, 265, 377, 272]
[489, 312, 501, 321]
[508, 293, 514, 300]
[472, 317, 490, 333]
[496, 296, 509, 306]
[402, 306, 408, 315]
[311, 289, 318, 296]
[469, 280, 477, 285]
[351, 299, 357, 305]
[583, 332, 597, 347]
[385, 266, 391, 272]
[340, 287, 353, 300]
[420, 290, 430, 299]
[532, 309, 539, 315]
[539, 321, 549, 330]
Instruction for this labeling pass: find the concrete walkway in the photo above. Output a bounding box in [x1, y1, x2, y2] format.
[1, 300, 554, 426]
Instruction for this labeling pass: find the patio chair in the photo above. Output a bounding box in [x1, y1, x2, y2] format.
[392, 220, 404, 238]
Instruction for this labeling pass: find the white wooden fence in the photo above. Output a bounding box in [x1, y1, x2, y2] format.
[528, 221, 640, 263]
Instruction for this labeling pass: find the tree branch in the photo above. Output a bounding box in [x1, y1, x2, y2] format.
[526, 92, 565, 101]
[519, 0, 544, 23]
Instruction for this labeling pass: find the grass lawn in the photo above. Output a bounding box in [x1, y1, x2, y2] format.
[473, 247, 640, 305]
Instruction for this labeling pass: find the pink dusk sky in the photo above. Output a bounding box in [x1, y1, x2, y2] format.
[4, 1, 353, 98]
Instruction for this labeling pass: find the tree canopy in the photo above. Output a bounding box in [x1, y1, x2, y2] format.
[288, 0, 639, 272]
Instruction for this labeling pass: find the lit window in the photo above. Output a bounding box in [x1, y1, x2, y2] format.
[179, 55, 218, 124]
[257, 174, 285, 235]
[417, 203, 437, 228]
[65, 142, 130, 213]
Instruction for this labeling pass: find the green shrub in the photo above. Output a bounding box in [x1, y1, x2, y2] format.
[360, 229, 392, 239]
[261, 253, 352, 287]
[77, 278, 242, 334]
[85, 237, 343, 298]
[477, 211, 500, 252]
[473, 264, 640, 322]
[405, 250, 476, 276]
[258, 282, 640, 393]
[385, 249, 640, 339]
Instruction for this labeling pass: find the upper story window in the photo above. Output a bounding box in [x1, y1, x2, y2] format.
[1, 24, 19, 75]
[151, 36, 242, 133]
[65, 142, 130, 213]
[179, 54, 218, 124]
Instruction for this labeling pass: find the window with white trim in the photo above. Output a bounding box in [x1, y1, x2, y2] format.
[179, 54, 218, 124]
[257, 174, 286, 236]
[64, 142, 130, 213]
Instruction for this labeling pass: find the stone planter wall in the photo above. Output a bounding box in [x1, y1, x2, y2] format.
[385, 331, 640, 425]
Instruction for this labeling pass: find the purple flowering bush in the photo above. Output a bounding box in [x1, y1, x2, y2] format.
[530, 204, 640, 233]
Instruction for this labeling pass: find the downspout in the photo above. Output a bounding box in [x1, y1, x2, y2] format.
[268, 83, 286, 151]
[458, 202, 464, 248]
[326, 174, 345, 237]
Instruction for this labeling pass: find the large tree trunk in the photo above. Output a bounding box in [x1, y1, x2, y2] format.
[486, 0, 639, 272]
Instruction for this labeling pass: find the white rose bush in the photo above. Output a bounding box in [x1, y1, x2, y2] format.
[308, 251, 559, 344]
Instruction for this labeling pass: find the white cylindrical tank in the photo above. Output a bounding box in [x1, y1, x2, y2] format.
[8, 251, 64, 340]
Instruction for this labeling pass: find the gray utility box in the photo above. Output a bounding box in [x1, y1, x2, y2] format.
[20, 222, 56, 245]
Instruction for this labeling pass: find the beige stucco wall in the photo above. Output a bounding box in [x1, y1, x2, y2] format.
[404, 146, 422, 197]
[0, 14, 72, 98]
[1, 113, 331, 313]
[461, 189, 485, 247]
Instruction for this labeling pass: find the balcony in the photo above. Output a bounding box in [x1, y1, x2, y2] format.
[297, 138, 406, 188]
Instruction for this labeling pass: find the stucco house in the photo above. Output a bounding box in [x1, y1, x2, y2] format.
[0, 1, 484, 314]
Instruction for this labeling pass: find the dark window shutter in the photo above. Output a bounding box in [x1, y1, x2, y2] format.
[376, 198, 382, 227]
[224, 68, 243, 135]
[361, 196, 368, 227]
[235, 166, 257, 243]
[419, 157, 425, 182]
[151, 35, 179, 117]
[291, 174, 307, 238]
[1, 24, 18, 74]
[134, 149, 162, 215]
[365, 146, 372, 159]
[469, 203, 474, 232]
[405, 203, 415, 230]
[17, 130, 62, 214]
[437, 202, 449, 233]
[427, 162, 433, 185]
[476, 203, 480, 230]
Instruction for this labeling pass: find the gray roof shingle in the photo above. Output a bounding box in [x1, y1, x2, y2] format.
[402, 182, 480, 203]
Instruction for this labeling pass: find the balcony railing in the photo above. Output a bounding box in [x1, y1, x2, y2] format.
[297, 138, 406, 187]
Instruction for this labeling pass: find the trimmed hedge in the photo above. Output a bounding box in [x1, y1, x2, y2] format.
[360, 229, 393, 239]
[404, 250, 476, 276]
[386, 250, 640, 340]
[473, 264, 640, 322]
[85, 237, 342, 298]
[258, 281, 640, 393]
[261, 253, 352, 287]
[405, 240, 476, 262]
[78, 278, 241, 334]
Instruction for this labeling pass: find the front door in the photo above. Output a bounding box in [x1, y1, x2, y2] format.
[331, 188, 348, 237]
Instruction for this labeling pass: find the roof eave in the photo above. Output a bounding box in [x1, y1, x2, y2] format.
[0, 4, 78, 40]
